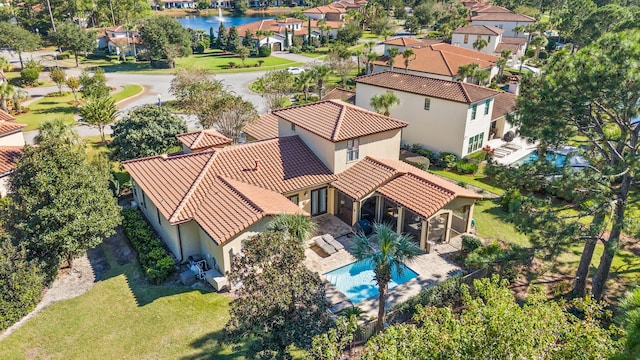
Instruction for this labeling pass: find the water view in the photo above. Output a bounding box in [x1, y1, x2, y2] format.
[175, 13, 276, 33]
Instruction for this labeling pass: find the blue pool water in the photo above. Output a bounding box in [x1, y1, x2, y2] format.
[513, 150, 568, 167]
[324, 261, 419, 304]
[175, 14, 275, 32]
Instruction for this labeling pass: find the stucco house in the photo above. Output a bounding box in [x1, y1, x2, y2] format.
[97, 26, 143, 58]
[451, 25, 527, 66]
[355, 71, 505, 158]
[0, 109, 26, 197]
[373, 39, 499, 82]
[466, 3, 536, 37]
[176, 129, 232, 153]
[235, 18, 303, 52]
[159, 0, 194, 8]
[124, 100, 482, 290]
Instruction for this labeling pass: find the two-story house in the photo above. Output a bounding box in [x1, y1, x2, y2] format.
[467, 3, 535, 37]
[236, 18, 303, 52]
[0, 109, 26, 197]
[355, 71, 503, 158]
[124, 100, 481, 290]
[451, 25, 527, 64]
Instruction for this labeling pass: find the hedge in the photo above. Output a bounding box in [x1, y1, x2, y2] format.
[121, 208, 175, 284]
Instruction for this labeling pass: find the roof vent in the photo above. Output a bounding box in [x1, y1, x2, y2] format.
[254, 159, 259, 171]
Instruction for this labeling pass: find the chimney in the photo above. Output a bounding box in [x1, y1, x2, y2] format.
[254, 159, 259, 171]
[508, 76, 520, 95]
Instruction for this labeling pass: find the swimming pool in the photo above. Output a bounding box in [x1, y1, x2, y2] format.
[324, 260, 419, 303]
[512, 150, 567, 167]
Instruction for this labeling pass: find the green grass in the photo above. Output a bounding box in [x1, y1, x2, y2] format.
[175, 51, 297, 72]
[111, 84, 144, 103]
[0, 239, 240, 359]
[361, 31, 383, 41]
[15, 93, 77, 131]
[429, 168, 505, 196]
[473, 199, 532, 247]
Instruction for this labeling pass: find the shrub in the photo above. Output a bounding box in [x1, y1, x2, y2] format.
[289, 46, 301, 54]
[525, 48, 535, 58]
[228, 61, 237, 68]
[537, 50, 549, 59]
[391, 276, 463, 323]
[258, 45, 271, 57]
[545, 38, 556, 52]
[439, 153, 458, 168]
[503, 130, 515, 142]
[457, 181, 467, 188]
[455, 160, 478, 174]
[121, 208, 175, 284]
[20, 68, 39, 85]
[257, 59, 265, 67]
[500, 188, 522, 213]
[125, 56, 136, 62]
[465, 150, 487, 163]
[461, 235, 483, 253]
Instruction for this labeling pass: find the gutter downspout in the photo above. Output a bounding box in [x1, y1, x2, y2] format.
[177, 224, 185, 263]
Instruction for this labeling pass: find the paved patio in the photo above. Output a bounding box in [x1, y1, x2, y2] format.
[487, 136, 538, 165]
[306, 215, 465, 318]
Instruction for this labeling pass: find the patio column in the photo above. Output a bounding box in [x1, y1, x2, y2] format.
[466, 203, 475, 233]
[396, 207, 404, 233]
[354, 200, 361, 225]
[444, 210, 453, 243]
[375, 195, 384, 223]
[420, 219, 427, 250]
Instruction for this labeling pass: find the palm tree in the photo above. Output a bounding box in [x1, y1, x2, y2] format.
[370, 92, 399, 116]
[80, 96, 118, 143]
[473, 38, 488, 51]
[0, 83, 16, 112]
[402, 49, 414, 73]
[457, 63, 480, 83]
[35, 118, 82, 146]
[619, 287, 640, 356]
[531, 35, 548, 59]
[310, 64, 332, 98]
[295, 70, 314, 102]
[0, 56, 10, 72]
[268, 213, 316, 243]
[513, 25, 524, 38]
[351, 223, 420, 333]
[475, 69, 490, 86]
[11, 88, 28, 113]
[386, 47, 399, 71]
[366, 52, 378, 75]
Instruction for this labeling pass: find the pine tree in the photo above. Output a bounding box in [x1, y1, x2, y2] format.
[226, 26, 241, 53]
[209, 26, 215, 48]
[216, 22, 228, 50]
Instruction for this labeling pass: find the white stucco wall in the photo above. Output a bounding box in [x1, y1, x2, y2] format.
[0, 131, 26, 146]
[355, 83, 494, 157]
[0, 174, 9, 197]
[451, 33, 501, 53]
[470, 20, 534, 38]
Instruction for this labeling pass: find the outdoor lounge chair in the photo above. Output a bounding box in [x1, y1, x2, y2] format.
[313, 236, 337, 255]
[322, 234, 344, 251]
[503, 143, 522, 151]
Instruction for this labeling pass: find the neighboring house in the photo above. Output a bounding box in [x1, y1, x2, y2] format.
[452, 25, 527, 63]
[355, 71, 502, 158]
[97, 26, 144, 57]
[466, 3, 536, 37]
[303, 4, 347, 21]
[236, 18, 303, 51]
[160, 0, 195, 8]
[321, 88, 356, 104]
[0, 109, 26, 197]
[176, 130, 232, 153]
[490, 91, 517, 140]
[124, 99, 482, 289]
[374, 39, 499, 82]
[243, 113, 279, 142]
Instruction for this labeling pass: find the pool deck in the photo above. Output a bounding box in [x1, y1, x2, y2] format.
[305, 215, 465, 318]
[487, 136, 538, 165]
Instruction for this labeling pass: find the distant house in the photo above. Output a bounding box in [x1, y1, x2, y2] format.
[124, 99, 481, 289]
[466, 3, 536, 37]
[159, 0, 195, 8]
[373, 39, 499, 82]
[303, 4, 347, 21]
[96, 26, 144, 58]
[452, 25, 527, 62]
[321, 88, 356, 104]
[490, 91, 517, 140]
[355, 71, 504, 158]
[235, 18, 303, 52]
[0, 109, 26, 197]
[243, 113, 279, 142]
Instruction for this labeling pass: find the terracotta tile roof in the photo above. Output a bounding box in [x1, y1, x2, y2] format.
[472, 12, 535, 22]
[303, 5, 347, 14]
[472, 4, 512, 13]
[333, 156, 481, 218]
[310, 19, 345, 30]
[382, 37, 426, 46]
[236, 18, 302, 38]
[176, 130, 232, 151]
[0, 120, 26, 137]
[272, 100, 407, 142]
[0, 109, 16, 122]
[373, 42, 498, 77]
[494, 43, 521, 53]
[0, 146, 23, 175]
[321, 88, 356, 104]
[491, 92, 516, 120]
[500, 36, 528, 45]
[243, 113, 279, 141]
[123, 136, 334, 244]
[452, 25, 504, 36]
[355, 71, 500, 104]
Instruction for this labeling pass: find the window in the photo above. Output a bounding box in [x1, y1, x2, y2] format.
[463, 34, 469, 44]
[467, 132, 484, 154]
[347, 138, 359, 162]
[288, 194, 299, 206]
[471, 104, 478, 120]
[424, 98, 431, 111]
[290, 123, 296, 131]
[484, 99, 491, 115]
[310, 188, 327, 216]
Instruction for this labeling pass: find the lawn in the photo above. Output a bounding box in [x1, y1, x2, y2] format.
[0, 236, 240, 359]
[111, 84, 144, 103]
[473, 199, 532, 247]
[15, 93, 77, 131]
[429, 168, 505, 196]
[175, 51, 298, 72]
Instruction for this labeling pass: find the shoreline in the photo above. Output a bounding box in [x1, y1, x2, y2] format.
[155, 7, 302, 17]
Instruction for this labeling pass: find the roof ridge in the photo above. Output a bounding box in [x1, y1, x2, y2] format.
[459, 82, 472, 103]
[435, 45, 456, 76]
[365, 156, 403, 173]
[191, 130, 207, 148]
[169, 151, 218, 223]
[331, 101, 347, 141]
[121, 147, 215, 165]
[216, 176, 264, 214]
[403, 171, 456, 195]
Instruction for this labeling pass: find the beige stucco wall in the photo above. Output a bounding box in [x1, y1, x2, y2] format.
[278, 118, 337, 172]
[0, 174, 9, 197]
[332, 129, 402, 173]
[133, 183, 181, 260]
[463, 98, 494, 157]
[493, 115, 517, 138]
[0, 132, 26, 146]
[284, 184, 333, 214]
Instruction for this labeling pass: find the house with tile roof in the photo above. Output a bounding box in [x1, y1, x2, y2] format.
[235, 18, 304, 52]
[466, 2, 536, 37]
[0, 109, 26, 197]
[374, 39, 499, 82]
[124, 99, 482, 288]
[451, 25, 527, 63]
[177, 129, 232, 153]
[355, 71, 505, 157]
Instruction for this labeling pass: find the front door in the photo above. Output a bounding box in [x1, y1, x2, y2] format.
[310, 187, 327, 216]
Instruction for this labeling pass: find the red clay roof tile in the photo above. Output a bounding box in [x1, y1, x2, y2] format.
[0, 146, 23, 175]
[176, 130, 232, 151]
[243, 113, 279, 141]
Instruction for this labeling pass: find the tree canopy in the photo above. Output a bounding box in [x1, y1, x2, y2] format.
[109, 105, 187, 161]
[52, 21, 97, 67]
[139, 16, 191, 64]
[0, 21, 41, 69]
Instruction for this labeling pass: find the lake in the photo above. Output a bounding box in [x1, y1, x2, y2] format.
[175, 14, 276, 33]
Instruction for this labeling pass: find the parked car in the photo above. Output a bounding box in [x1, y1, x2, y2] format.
[287, 67, 304, 75]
